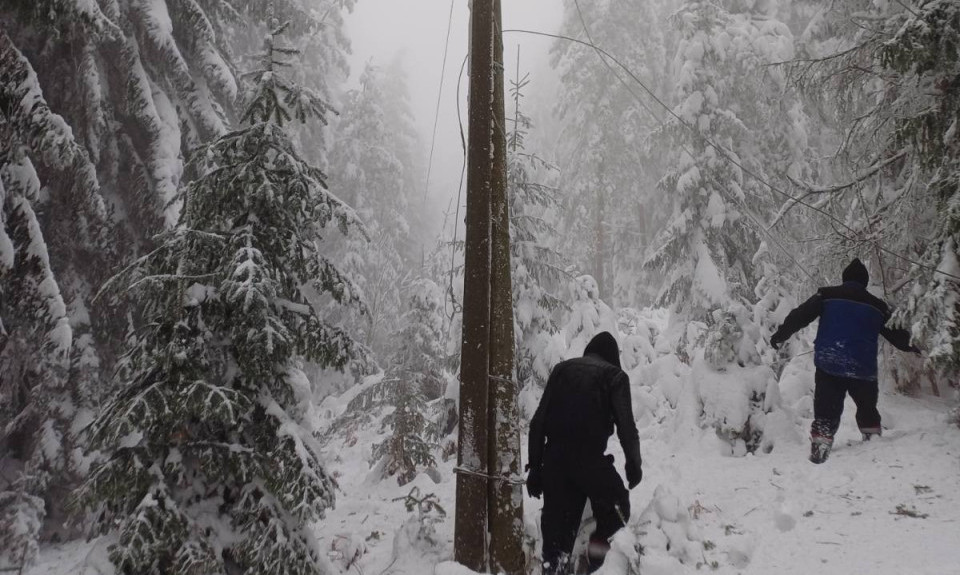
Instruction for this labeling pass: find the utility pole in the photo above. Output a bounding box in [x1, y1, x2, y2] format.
[455, 0, 495, 570]
[487, 0, 525, 572]
[455, 0, 524, 573]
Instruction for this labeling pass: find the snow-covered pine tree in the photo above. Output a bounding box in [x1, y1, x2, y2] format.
[326, 62, 424, 364]
[645, 0, 803, 452]
[0, 29, 113, 567]
[506, 69, 568, 415]
[394, 278, 447, 403]
[3, 1, 355, 564]
[0, 146, 72, 571]
[793, 0, 959, 386]
[77, 20, 364, 574]
[551, 0, 671, 305]
[647, 0, 794, 332]
[562, 274, 619, 354]
[372, 278, 446, 485]
[244, 0, 356, 169]
[371, 377, 435, 486]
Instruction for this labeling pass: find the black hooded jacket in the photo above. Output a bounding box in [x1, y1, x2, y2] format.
[528, 332, 642, 474]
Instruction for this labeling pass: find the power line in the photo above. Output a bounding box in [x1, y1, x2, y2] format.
[501, 26, 960, 284]
[570, 0, 661, 123]
[567, 0, 816, 282]
[444, 53, 470, 321]
[423, 0, 457, 204]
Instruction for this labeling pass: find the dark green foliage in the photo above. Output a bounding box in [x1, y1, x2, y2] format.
[371, 279, 445, 485]
[802, 1, 960, 376]
[506, 89, 567, 392]
[77, 22, 363, 575]
[242, 22, 334, 127]
[392, 486, 446, 519]
[0, 40, 107, 564]
[372, 379, 437, 486]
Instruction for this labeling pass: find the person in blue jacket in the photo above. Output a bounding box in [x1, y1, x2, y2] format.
[770, 258, 920, 463]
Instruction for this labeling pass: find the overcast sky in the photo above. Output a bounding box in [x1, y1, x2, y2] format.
[344, 1, 564, 235]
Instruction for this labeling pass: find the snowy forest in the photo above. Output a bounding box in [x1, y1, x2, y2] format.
[1, 0, 958, 574]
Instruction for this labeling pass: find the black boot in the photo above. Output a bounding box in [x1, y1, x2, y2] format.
[585, 536, 610, 573]
[810, 435, 832, 464]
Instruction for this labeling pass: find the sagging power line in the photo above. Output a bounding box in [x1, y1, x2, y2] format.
[498, 26, 960, 284]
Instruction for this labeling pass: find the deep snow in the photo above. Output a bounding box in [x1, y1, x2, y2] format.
[28, 379, 960, 575]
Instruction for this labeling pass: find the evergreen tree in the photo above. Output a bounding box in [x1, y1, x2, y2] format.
[562, 274, 619, 354]
[1, 0, 358, 562]
[76, 21, 364, 574]
[372, 278, 445, 485]
[0, 147, 74, 569]
[644, 0, 804, 451]
[394, 278, 447, 402]
[327, 62, 424, 363]
[794, 0, 960, 383]
[551, 0, 671, 305]
[648, 1, 778, 327]
[506, 70, 568, 403]
[0, 32, 111, 567]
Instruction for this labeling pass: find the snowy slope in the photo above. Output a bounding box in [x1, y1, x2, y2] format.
[28, 381, 960, 575]
[311, 384, 960, 575]
[306, 377, 960, 575]
[626, 392, 960, 575]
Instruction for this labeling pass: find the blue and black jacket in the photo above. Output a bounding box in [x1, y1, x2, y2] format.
[772, 281, 916, 381]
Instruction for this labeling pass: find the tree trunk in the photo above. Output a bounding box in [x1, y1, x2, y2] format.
[594, 163, 608, 302]
[487, 0, 525, 571]
[454, 0, 494, 570]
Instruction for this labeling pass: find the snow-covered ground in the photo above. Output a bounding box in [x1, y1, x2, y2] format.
[29, 381, 960, 575]
[629, 392, 960, 575]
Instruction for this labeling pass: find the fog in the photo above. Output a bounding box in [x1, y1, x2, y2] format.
[345, 0, 563, 230]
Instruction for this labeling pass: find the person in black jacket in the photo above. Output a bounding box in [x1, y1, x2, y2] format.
[770, 258, 920, 463]
[527, 331, 642, 575]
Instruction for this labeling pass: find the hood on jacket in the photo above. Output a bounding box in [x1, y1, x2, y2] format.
[842, 258, 869, 287]
[583, 331, 621, 369]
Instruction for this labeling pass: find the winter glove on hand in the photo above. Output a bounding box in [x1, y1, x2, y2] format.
[625, 458, 642, 489]
[770, 333, 784, 351]
[526, 468, 543, 499]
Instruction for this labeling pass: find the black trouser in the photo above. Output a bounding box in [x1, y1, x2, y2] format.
[541, 450, 630, 575]
[812, 369, 881, 441]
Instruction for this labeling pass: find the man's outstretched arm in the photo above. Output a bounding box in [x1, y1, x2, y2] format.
[771, 292, 823, 348]
[880, 325, 921, 354]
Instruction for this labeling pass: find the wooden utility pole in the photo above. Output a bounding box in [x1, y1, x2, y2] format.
[487, 0, 525, 572]
[455, 0, 495, 570]
[455, 0, 524, 573]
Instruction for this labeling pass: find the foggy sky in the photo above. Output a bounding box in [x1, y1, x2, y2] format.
[345, 0, 563, 238]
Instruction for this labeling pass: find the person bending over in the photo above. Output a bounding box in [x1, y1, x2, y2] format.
[527, 331, 643, 574]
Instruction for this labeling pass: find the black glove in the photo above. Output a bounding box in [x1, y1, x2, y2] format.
[625, 458, 642, 489]
[526, 468, 543, 499]
[770, 333, 784, 350]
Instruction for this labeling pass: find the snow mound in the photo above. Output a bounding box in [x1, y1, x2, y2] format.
[635, 485, 703, 572]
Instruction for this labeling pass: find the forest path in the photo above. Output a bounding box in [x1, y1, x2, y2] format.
[26, 388, 960, 575]
[630, 392, 960, 575]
